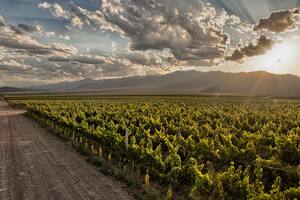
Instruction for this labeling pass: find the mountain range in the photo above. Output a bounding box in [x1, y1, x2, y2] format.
[1, 71, 300, 97]
[0, 87, 37, 94]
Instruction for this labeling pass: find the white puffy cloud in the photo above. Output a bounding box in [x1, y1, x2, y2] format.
[59, 34, 71, 40]
[38, 2, 70, 19]
[70, 16, 84, 29]
[39, 1, 247, 66]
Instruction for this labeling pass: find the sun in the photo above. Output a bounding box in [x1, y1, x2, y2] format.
[256, 40, 298, 74]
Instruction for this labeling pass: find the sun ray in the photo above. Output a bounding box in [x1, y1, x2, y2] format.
[234, 1, 256, 23]
[252, 39, 298, 74]
[249, 72, 267, 96]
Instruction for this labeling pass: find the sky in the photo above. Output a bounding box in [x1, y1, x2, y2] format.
[1, 0, 300, 87]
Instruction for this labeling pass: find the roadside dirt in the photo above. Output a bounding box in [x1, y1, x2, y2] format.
[0, 101, 133, 200]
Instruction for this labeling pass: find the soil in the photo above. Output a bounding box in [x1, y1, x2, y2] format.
[0, 101, 133, 200]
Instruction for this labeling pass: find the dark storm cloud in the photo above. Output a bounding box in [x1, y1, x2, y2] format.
[226, 36, 275, 61]
[255, 9, 300, 33]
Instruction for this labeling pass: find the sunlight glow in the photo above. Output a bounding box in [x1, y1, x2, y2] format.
[255, 40, 298, 74]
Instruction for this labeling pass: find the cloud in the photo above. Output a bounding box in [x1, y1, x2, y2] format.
[59, 34, 71, 40]
[0, 60, 29, 70]
[0, 15, 41, 35]
[0, 17, 76, 56]
[44, 31, 71, 41]
[255, 9, 300, 33]
[0, 15, 5, 26]
[0, 14, 84, 86]
[0, 13, 140, 85]
[225, 35, 276, 61]
[226, 8, 300, 62]
[119, 51, 177, 66]
[0, 54, 108, 86]
[4, 2, 299, 87]
[0, 34, 75, 55]
[48, 54, 108, 64]
[38, 2, 50, 10]
[70, 16, 84, 29]
[17, 24, 41, 33]
[38, 2, 102, 29]
[47, 51, 175, 79]
[47, 56, 134, 80]
[38, 2, 70, 19]
[39, 1, 243, 66]
[45, 31, 56, 37]
[98, 0, 232, 66]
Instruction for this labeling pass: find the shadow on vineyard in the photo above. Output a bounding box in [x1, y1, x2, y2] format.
[6, 96, 300, 200]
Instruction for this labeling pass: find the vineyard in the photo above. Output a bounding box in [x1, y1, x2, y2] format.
[6, 96, 300, 199]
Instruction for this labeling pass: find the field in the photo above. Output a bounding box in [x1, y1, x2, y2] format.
[6, 96, 300, 199]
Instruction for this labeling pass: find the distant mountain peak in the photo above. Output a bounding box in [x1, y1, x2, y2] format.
[4, 70, 300, 97]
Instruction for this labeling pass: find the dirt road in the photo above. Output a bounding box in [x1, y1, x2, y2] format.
[0, 101, 132, 200]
